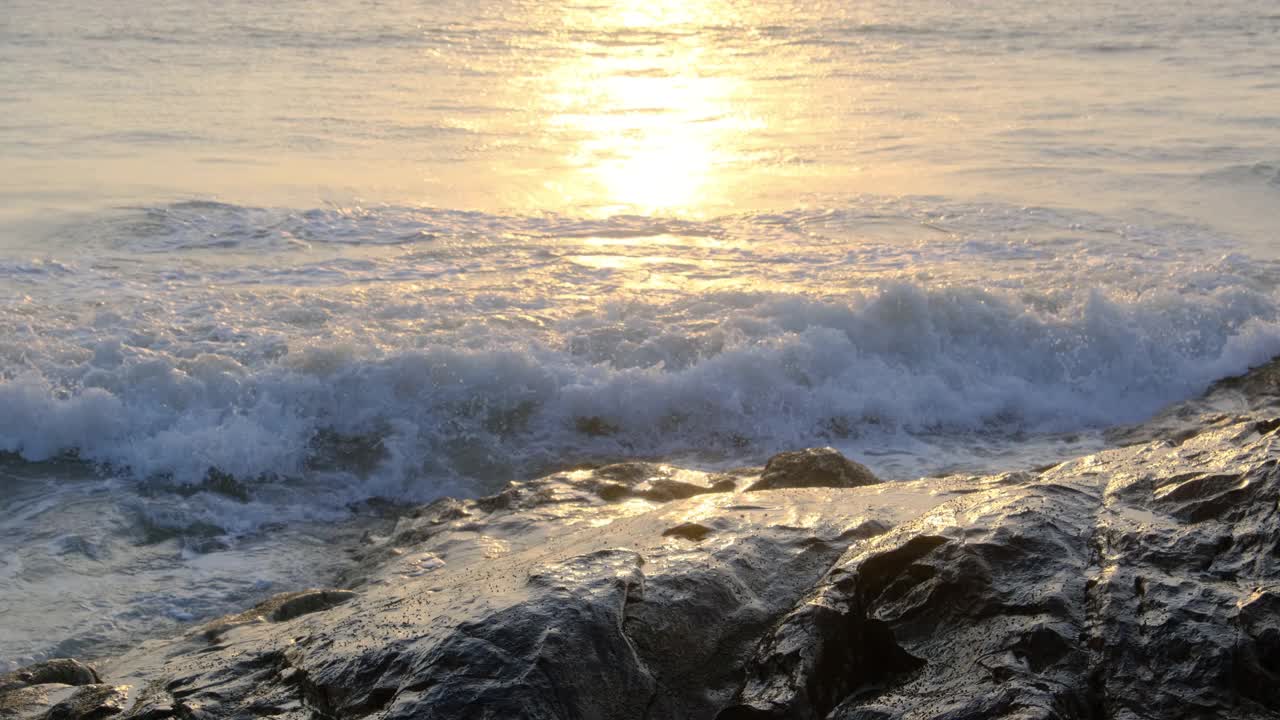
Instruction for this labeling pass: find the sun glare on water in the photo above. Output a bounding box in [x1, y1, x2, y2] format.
[536, 0, 763, 215]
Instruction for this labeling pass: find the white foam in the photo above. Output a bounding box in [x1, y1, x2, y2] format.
[2, 199, 1278, 507]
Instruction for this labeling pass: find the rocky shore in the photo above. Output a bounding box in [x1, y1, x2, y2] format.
[5, 361, 1280, 720]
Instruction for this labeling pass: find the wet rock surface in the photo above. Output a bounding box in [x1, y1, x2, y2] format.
[0, 660, 114, 720]
[43, 684, 128, 720]
[7, 361, 1280, 719]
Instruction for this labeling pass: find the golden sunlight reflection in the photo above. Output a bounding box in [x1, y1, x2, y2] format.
[565, 235, 740, 293]
[538, 0, 763, 215]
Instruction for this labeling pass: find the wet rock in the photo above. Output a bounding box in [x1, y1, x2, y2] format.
[1, 659, 107, 720]
[662, 522, 712, 541]
[721, 476, 1096, 719]
[1079, 430, 1280, 719]
[43, 685, 127, 720]
[1, 686, 54, 720]
[1236, 589, 1280, 708]
[102, 458, 906, 720]
[1207, 355, 1280, 397]
[721, 422, 1280, 719]
[375, 549, 657, 719]
[270, 589, 358, 622]
[595, 481, 632, 501]
[198, 589, 357, 641]
[747, 448, 879, 491]
[90, 421, 1280, 720]
[81, 357, 1280, 720]
[637, 478, 720, 502]
[1, 660, 100, 692]
[116, 682, 175, 720]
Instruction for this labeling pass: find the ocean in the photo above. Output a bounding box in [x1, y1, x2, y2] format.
[2, 0, 1279, 668]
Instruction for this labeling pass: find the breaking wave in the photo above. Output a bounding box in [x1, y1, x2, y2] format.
[4, 278, 1279, 499]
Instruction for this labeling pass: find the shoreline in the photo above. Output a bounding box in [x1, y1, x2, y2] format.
[5, 356, 1280, 718]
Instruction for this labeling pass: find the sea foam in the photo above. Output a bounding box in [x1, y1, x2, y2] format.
[2, 199, 1279, 504]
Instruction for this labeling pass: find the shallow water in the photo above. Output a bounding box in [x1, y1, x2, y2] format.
[2, 0, 1279, 666]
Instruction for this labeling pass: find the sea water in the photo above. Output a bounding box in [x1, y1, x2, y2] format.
[2, 0, 1279, 667]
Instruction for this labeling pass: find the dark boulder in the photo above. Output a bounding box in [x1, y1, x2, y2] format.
[747, 448, 879, 492]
